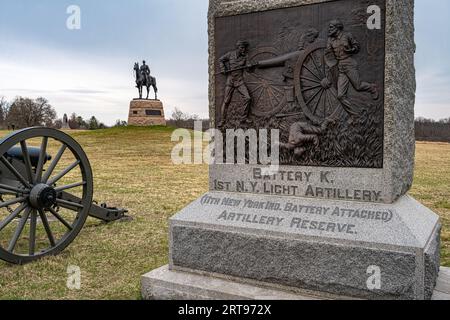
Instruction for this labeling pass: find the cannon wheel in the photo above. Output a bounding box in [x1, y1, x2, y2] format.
[0, 128, 93, 264]
[246, 47, 288, 118]
[294, 40, 342, 123]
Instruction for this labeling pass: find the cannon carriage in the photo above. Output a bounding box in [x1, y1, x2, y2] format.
[243, 40, 343, 122]
[0, 127, 127, 264]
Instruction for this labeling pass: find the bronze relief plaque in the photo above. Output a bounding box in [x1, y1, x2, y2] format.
[214, 0, 386, 169]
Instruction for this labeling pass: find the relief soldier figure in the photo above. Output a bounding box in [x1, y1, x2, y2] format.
[281, 118, 335, 157]
[323, 19, 379, 118]
[219, 40, 253, 126]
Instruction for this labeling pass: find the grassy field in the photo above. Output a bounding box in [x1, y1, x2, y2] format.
[0, 127, 448, 299]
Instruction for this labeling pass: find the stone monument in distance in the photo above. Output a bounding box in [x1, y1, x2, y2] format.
[128, 60, 166, 126]
[61, 114, 70, 130]
[142, 0, 442, 300]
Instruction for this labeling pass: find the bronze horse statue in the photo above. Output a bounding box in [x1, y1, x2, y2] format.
[134, 62, 158, 100]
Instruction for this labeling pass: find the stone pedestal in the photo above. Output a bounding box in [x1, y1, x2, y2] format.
[128, 99, 166, 126]
[142, 192, 440, 300]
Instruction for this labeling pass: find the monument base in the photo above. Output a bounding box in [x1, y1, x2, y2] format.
[142, 265, 450, 300]
[143, 192, 442, 300]
[128, 99, 166, 126]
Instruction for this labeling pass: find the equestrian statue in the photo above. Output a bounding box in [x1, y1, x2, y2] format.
[134, 60, 158, 100]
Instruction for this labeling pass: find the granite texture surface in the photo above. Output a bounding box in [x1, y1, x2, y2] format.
[142, 265, 450, 300]
[169, 192, 440, 300]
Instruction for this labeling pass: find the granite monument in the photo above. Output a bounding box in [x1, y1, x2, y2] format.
[61, 113, 70, 130]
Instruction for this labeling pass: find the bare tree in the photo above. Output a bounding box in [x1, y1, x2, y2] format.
[69, 112, 80, 129]
[169, 107, 204, 129]
[0, 97, 9, 129]
[415, 117, 450, 142]
[171, 107, 189, 121]
[6, 97, 57, 128]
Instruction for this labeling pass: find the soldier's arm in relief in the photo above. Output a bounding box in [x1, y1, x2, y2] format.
[345, 33, 361, 54]
[219, 52, 231, 72]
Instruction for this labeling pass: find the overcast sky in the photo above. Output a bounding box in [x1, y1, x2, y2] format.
[0, 0, 449, 125]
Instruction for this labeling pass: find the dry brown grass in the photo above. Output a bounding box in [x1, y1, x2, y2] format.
[410, 141, 450, 266]
[0, 127, 207, 299]
[0, 127, 448, 299]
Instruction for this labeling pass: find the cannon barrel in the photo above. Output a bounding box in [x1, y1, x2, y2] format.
[6, 146, 52, 168]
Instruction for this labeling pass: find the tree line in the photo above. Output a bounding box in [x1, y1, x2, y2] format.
[167, 107, 210, 131]
[0, 96, 120, 130]
[1, 97, 448, 141]
[415, 117, 450, 142]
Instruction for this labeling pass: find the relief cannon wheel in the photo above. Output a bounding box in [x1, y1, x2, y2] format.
[246, 47, 289, 118]
[294, 40, 342, 124]
[0, 128, 93, 264]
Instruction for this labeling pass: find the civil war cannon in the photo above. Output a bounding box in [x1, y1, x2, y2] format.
[0, 127, 128, 264]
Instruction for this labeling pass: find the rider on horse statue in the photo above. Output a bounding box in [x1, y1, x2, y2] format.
[134, 60, 158, 100]
[140, 61, 151, 86]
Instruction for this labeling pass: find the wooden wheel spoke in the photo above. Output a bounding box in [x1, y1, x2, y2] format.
[38, 209, 56, 247]
[56, 198, 84, 210]
[267, 88, 280, 107]
[0, 196, 27, 209]
[48, 160, 80, 186]
[303, 64, 322, 81]
[29, 210, 37, 256]
[312, 90, 325, 115]
[42, 145, 67, 183]
[35, 137, 48, 183]
[268, 85, 284, 95]
[302, 84, 322, 93]
[0, 203, 28, 232]
[20, 141, 35, 184]
[305, 88, 324, 106]
[55, 181, 86, 192]
[48, 207, 73, 231]
[0, 156, 32, 188]
[253, 87, 265, 105]
[262, 90, 271, 105]
[8, 207, 31, 252]
[300, 76, 320, 84]
[249, 84, 263, 92]
[310, 53, 324, 78]
[267, 90, 276, 108]
[0, 184, 28, 194]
